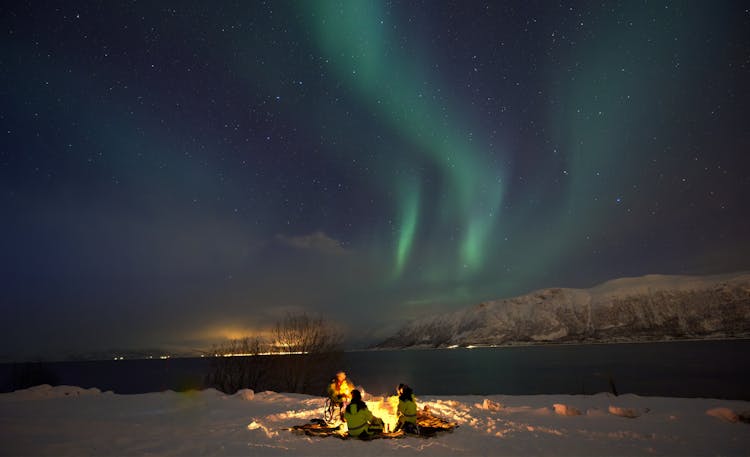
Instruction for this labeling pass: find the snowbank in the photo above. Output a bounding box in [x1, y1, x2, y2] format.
[1, 385, 748, 456]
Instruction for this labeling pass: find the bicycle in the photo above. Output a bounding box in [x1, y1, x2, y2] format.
[323, 397, 344, 425]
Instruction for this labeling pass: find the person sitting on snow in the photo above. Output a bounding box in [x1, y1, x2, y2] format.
[326, 371, 354, 422]
[394, 385, 419, 434]
[327, 371, 354, 407]
[344, 389, 384, 439]
[396, 383, 415, 401]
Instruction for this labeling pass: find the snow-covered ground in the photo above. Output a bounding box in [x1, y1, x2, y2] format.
[1, 385, 748, 456]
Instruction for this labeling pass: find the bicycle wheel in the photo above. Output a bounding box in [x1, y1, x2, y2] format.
[323, 399, 336, 423]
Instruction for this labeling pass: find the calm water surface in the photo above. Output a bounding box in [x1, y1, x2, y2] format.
[1, 340, 747, 399]
[346, 340, 749, 399]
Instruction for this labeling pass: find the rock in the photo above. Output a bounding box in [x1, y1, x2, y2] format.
[475, 398, 503, 411]
[608, 406, 641, 418]
[706, 407, 739, 423]
[235, 389, 255, 401]
[553, 403, 582, 416]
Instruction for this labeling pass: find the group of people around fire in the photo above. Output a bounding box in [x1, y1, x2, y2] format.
[326, 371, 419, 439]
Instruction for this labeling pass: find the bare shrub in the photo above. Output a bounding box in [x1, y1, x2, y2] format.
[204, 314, 343, 395]
[271, 313, 343, 394]
[204, 337, 269, 394]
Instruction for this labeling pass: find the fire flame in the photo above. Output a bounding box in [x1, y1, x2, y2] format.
[363, 395, 400, 433]
[339, 381, 352, 399]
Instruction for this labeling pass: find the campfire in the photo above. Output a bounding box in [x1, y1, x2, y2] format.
[288, 391, 459, 438]
[361, 393, 400, 433]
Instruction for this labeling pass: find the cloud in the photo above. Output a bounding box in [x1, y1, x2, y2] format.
[275, 231, 349, 255]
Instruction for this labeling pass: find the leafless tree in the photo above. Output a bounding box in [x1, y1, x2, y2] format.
[271, 313, 343, 394]
[204, 337, 268, 394]
[272, 313, 342, 354]
[204, 314, 344, 395]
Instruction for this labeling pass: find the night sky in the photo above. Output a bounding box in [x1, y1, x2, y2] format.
[1, 1, 748, 359]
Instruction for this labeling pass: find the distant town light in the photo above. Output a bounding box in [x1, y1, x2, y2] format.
[213, 351, 309, 357]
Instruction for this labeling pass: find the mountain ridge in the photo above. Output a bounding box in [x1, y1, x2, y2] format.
[377, 271, 750, 348]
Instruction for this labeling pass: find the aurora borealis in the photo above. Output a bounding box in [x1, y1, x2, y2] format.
[304, 1, 505, 277]
[1, 1, 748, 359]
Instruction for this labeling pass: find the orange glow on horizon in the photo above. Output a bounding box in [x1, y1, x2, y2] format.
[192, 325, 271, 342]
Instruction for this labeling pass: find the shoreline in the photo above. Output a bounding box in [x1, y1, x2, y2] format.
[2, 336, 749, 363]
[361, 335, 750, 352]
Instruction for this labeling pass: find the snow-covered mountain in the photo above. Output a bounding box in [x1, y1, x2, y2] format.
[377, 272, 750, 348]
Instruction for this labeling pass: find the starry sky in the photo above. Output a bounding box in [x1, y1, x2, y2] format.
[1, 1, 748, 359]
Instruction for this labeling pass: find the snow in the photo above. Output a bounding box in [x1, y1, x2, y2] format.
[380, 271, 750, 348]
[1, 385, 748, 456]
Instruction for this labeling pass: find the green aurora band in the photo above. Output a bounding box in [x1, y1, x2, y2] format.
[395, 182, 419, 277]
[304, 1, 505, 278]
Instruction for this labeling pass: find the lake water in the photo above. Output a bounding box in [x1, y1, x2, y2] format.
[1, 340, 748, 399]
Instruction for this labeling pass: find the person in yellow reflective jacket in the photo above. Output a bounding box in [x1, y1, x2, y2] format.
[395, 385, 419, 434]
[344, 390, 384, 438]
[327, 371, 354, 406]
[326, 371, 354, 422]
